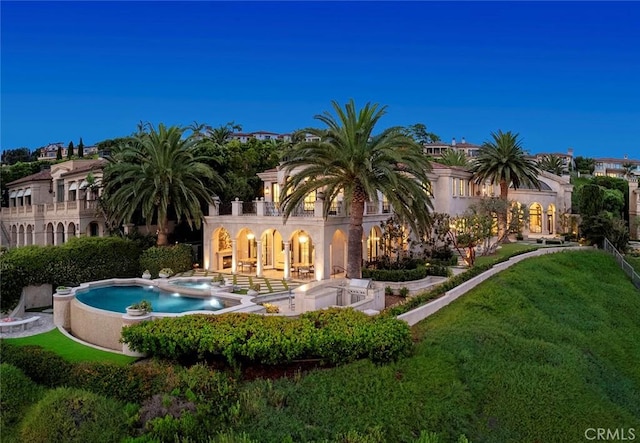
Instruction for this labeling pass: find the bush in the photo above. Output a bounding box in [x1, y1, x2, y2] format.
[0, 342, 74, 387]
[20, 387, 128, 443]
[362, 264, 450, 282]
[121, 308, 413, 366]
[0, 236, 143, 311]
[139, 244, 193, 278]
[0, 363, 45, 429]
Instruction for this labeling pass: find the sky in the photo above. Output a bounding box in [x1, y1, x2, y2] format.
[1, 1, 639, 159]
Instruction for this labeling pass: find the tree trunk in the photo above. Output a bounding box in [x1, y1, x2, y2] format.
[157, 217, 169, 246]
[499, 180, 510, 243]
[347, 199, 365, 279]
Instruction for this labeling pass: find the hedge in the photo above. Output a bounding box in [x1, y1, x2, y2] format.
[121, 308, 413, 366]
[0, 236, 143, 311]
[362, 264, 450, 282]
[139, 244, 194, 278]
[0, 363, 45, 429]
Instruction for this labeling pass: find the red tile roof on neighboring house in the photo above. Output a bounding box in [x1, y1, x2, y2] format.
[430, 161, 470, 172]
[7, 170, 52, 186]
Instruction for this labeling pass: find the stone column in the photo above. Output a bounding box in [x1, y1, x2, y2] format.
[231, 239, 238, 274]
[283, 241, 291, 280]
[53, 292, 75, 330]
[121, 314, 152, 357]
[256, 239, 263, 277]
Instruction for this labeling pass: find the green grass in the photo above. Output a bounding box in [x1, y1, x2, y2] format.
[231, 251, 640, 442]
[472, 242, 539, 267]
[627, 255, 640, 274]
[2, 329, 137, 365]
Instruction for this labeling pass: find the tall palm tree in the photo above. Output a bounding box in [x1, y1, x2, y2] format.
[103, 123, 222, 246]
[471, 130, 540, 241]
[537, 154, 565, 176]
[437, 149, 469, 167]
[280, 99, 433, 278]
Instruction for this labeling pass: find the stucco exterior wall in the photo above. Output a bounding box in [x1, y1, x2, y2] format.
[70, 299, 124, 351]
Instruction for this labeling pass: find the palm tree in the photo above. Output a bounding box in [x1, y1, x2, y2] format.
[103, 123, 222, 246]
[280, 99, 433, 279]
[537, 154, 565, 176]
[471, 130, 540, 241]
[437, 149, 469, 167]
[622, 161, 636, 180]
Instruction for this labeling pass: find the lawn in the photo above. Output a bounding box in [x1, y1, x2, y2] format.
[2, 329, 137, 365]
[230, 251, 640, 442]
[627, 255, 640, 274]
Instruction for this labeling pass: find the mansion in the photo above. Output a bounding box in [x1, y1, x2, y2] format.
[202, 163, 574, 282]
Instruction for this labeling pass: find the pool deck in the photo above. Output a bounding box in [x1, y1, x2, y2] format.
[0, 312, 56, 339]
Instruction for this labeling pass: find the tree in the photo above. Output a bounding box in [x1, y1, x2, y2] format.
[470, 130, 540, 241]
[1, 148, 31, 165]
[280, 99, 434, 279]
[78, 138, 84, 158]
[622, 161, 635, 179]
[537, 154, 564, 176]
[207, 121, 242, 145]
[574, 156, 595, 175]
[437, 149, 468, 167]
[404, 123, 440, 144]
[56, 144, 62, 160]
[67, 141, 74, 159]
[102, 123, 223, 246]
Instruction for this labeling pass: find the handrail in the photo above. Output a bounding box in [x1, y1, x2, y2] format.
[603, 238, 640, 289]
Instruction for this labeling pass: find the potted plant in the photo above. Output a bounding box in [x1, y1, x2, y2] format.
[247, 283, 261, 296]
[126, 299, 152, 316]
[141, 270, 151, 279]
[211, 274, 224, 287]
[262, 303, 280, 314]
[56, 286, 72, 295]
[158, 268, 173, 278]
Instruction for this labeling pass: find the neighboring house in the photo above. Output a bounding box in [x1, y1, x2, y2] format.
[423, 137, 482, 158]
[630, 179, 640, 240]
[594, 157, 640, 179]
[0, 159, 108, 248]
[532, 148, 575, 175]
[36, 143, 100, 161]
[202, 162, 573, 282]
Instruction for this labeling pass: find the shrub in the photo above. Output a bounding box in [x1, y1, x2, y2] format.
[0, 236, 143, 311]
[139, 244, 193, 277]
[0, 363, 45, 429]
[20, 387, 128, 443]
[121, 309, 413, 366]
[399, 287, 410, 298]
[0, 342, 74, 387]
[362, 264, 449, 282]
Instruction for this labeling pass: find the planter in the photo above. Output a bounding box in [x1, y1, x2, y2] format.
[142, 273, 151, 280]
[56, 288, 72, 295]
[158, 273, 170, 279]
[247, 289, 259, 296]
[210, 281, 221, 287]
[126, 307, 146, 316]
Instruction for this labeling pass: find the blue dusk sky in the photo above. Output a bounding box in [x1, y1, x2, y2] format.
[1, 1, 639, 159]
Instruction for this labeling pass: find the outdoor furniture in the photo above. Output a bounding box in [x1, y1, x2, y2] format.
[0, 316, 41, 333]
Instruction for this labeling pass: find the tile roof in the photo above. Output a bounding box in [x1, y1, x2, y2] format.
[7, 170, 52, 186]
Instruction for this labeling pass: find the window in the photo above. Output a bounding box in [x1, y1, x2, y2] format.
[459, 178, 465, 196]
[451, 178, 457, 196]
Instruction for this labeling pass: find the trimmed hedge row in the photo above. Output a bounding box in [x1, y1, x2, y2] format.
[0, 364, 45, 430]
[0, 343, 239, 407]
[139, 244, 194, 278]
[362, 264, 450, 282]
[121, 308, 413, 365]
[0, 236, 143, 311]
[383, 246, 539, 317]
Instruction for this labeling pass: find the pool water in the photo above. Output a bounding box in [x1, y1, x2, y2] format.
[168, 281, 214, 290]
[76, 285, 225, 313]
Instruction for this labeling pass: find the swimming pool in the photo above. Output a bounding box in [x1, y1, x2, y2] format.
[76, 285, 226, 313]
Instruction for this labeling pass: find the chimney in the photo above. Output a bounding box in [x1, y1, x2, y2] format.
[567, 147, 574, 156]
[461, 137, 466, 144]
[451, 137, 456, 146]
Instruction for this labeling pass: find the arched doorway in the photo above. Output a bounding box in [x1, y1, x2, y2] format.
[10, 225, 17, 248]
[18, 225, 25, 247]
[56, 222, 65, 245]
[546, 204, 556, 235]
[529, 203, 542, 234]
[330, 230, 347, 277]
[68, 222, 77, 239]
[212, 227, 232, 271]
[46, 223, 55, 245]
[26, 225, 33, 245]
[366, 226, 382, 263]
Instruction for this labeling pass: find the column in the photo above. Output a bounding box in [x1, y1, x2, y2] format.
[283, 241, 291, 280]
[231, 239, 238, 274]
[256, 239, 263, 277]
